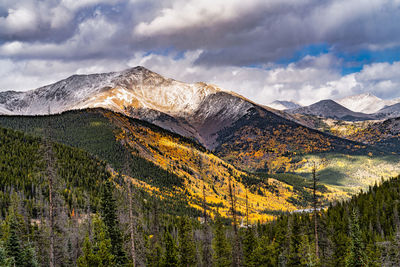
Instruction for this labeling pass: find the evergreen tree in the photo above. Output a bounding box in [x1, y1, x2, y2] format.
[77, 215, 115, 267]
[100, 180, 127, 265]
[178, 216, 196, 266]
[242, 227, 257, 266]
[298, 233, 318, 267]
[146, 237, 163, 267]
[163, 230, 179, 267]
[4, 214, 23, 266]
[21, 242, 40, 267]
[0, 241, 13, 267]
[345, 208, 367, 267]
[212, 215, 232, 267]
[252, 236, 278, 266]
[77, 236, 97, 267]
[201, 223, 213, 267]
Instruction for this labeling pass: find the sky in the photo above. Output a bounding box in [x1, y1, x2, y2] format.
[1, 0, 400, 105]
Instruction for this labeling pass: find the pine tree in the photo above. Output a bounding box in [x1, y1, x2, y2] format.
[146, 237, 163, 267]
[201, 223, 213, 267]
[100, 180, 127, 265]
[0, 241, 13, 267]
[312, 161, 320, 260]
[178, 216, 196, 266]
[77, 215, 115, 267]
[227, 176, 240, 266]
[252, 236, 278, 266]
[345, 208, 367, 267]
[163, 230, 179, 267]
[212, 215, 232, 267]
[242, 227, 257, 266]
[298, 233, 318, 267]
[5, 214, 23, 266]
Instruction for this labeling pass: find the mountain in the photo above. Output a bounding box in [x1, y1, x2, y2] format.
[1, 67, 393, 180]
[336, 93, 397, 114]
[267, 100, 302, 110]
[0, 67, 259, 149]
[288, 99, 374, 121]
[0, 66, 369, 152]
[375, 102, 400, 119]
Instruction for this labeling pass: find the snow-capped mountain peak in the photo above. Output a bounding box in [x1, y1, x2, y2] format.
[0, 66, 221, 116]
[336, 93, 397, 114]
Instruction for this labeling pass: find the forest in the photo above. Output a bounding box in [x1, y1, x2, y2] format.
[1, 122, 400, 266]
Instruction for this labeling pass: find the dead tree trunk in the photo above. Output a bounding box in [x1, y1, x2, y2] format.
[245, 187, 249, 227]
[124, 152, 136, 266]
[312, 161, 319, 259]
[128, 182, 136, 266]
[43, 111, 56, 267]
[228, 176, 240, 266]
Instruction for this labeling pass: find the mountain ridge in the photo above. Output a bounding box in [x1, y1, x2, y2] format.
[288, 99, 375, 121]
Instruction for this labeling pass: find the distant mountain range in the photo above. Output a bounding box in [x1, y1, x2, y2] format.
[287, 99, 375, 121]
[268, 93, 400, 121]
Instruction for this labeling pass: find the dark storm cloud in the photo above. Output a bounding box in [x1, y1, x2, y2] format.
[1, 0, 400, 105]
[1, 0, 399, 65]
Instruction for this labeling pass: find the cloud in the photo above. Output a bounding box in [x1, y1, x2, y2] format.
[0, 0, 400, 106]
[1, 0, 399, 64]
[134, 0, 266, 36]
[3, 50, 398, 108]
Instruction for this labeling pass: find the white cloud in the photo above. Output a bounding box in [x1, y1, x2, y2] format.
[134, 0, 266, 36]
[1, 52, 400, 107]
[0, 12, 118, 58]
[128, 52, 400, 105]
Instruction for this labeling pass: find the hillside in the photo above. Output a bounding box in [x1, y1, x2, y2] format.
[0, 109, 330, 221]
[376, 103, 400, 119]
[214, 105, 383, 170]
[242, 175, 400, 266]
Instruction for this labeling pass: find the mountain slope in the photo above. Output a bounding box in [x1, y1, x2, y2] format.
[289, 99, 374, 121]
[375, 103, 400, 119]
[338, 116, 400, 153]
[1, 109, 330, 220]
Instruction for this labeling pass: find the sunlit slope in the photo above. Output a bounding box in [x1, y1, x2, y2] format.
[0, 109, 320, 221]
[214, 106, 383, 173]
[292, 153, 400, 194]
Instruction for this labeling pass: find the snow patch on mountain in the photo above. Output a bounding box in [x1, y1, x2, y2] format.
[337, 93, 398, 114]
